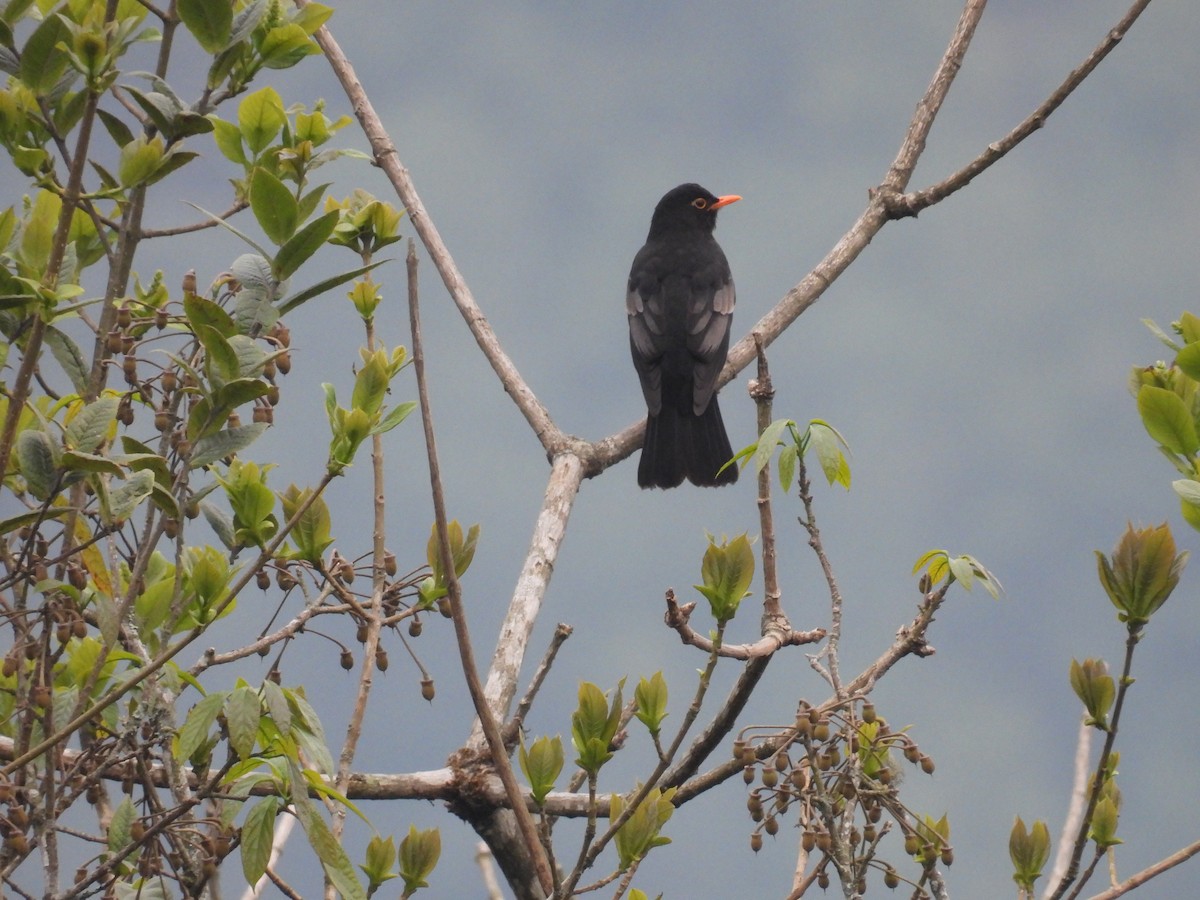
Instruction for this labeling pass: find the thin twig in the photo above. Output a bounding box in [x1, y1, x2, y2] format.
[1047, 628, 1141, 899]
[892, 0, 1154, 216]
[309, 20, 561, 452]
[796, 449, 845, 698]
[663, 592, 823, 658]
[1046, 719, 1094, 894]
[506, 623, 574, 743]
[328, 250, 390, 866]
[406, 241, 555, 895]
[1083, 837, 1200, 899]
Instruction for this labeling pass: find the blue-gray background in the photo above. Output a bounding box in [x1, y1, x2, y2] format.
[132, 2, 1200, 897]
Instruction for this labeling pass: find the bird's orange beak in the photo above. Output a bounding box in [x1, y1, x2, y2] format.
[710, 194, 742, 210]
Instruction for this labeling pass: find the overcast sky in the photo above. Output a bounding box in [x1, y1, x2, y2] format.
[129, 3, 1200, 897]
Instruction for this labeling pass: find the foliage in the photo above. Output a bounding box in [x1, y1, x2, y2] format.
[0, 2, 436, 895]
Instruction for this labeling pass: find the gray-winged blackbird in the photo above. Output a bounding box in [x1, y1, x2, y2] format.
[628, 183, 740, 488]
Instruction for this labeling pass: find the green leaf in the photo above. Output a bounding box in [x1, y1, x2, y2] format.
[752, 417, 791, 475]
[1009, 817, 1051, 892]
[175, 690, 228, 763]
[1175, 342, 1200, 382]
[240, 797, 280, 886]
[224, 685, 261, 761]
[694, 533, 755, 624]
[279, 484, 333, 564]
[250, 166, 299, 245]
[1180, 312, 1200, 345]
[259, 22, 320, 69]
[777, 443, 796, 492]
[261, 678, 292, 733]
[371, 400, 416, 437]
[398, 825, 441, 894]
[290, 782, 367, 900]
[195, 324, 240, 387]
[361, 834, 398, 892]
[209, 115, 247, 165]
[238, 85, 285, 156]
[178, 0, 232, 54]
[60, 450, 123, 476]
[1137, 384, 1200, 456]
[807, 419, 851, 489]
[184, 291, 238, 338]
[190, 422, 269, 469]
[612, 786, 676, 870]
[107, 796, 136, 852]
[519, 735, 564, 806]
[274, 209, 337, 281]
[16, 429, 58, 499]
[105, 469, 155, 525]
[122, 86, 179, 137]
[634, 672, 668, 736]
[97, 107, 136, 149]
[19, 12, 70, 94]
[0, 507, 71, 537]
[278, 260, 386, 315]
[44, 325, 90, 394]
[65, 397, 119, 453]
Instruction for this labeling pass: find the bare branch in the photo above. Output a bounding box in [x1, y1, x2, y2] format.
[309, 21, 562, 452]
[407, 242, 555, 894]
[893, 0, 1154, 217]
[1083, 838, 1200, 899]
[663, 591, 824, 659]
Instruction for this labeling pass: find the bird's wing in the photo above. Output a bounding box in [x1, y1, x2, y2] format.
[687, 278, 734, 415]
[628, 278, 665, 414]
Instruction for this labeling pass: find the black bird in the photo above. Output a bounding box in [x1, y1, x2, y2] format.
[628, 183, 740, 489]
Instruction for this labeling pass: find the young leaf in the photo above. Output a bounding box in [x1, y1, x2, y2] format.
[274, 209, 338, 281]
[238, 85, 286, 156]
[1137, 384, 1200, 456]
[64, 396, 119, 453]
[240, 797, 280, 885]
[250, 166, 299, 245]
[178, 0, 232, 54]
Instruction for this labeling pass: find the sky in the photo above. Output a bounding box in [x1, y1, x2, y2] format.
[121, 2, 1200, 897]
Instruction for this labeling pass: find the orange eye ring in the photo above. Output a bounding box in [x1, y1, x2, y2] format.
[691, 197, 708, 209]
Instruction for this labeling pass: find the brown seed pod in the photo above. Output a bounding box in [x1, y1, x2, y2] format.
[750, 832, 763, 853]
[339, 650, 354, 670]
[375, 647, 389, 671]
[420, 677, 435, 702]
[408, 617, 423, 638]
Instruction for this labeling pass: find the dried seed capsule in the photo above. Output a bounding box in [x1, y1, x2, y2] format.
[339, 650, 354, 670]
[420, 677, 435, 702]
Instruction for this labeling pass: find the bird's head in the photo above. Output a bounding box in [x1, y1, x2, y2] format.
[647, 183, 741, 237]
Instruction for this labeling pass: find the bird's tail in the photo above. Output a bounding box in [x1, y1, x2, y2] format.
[639, 397, 738, 489]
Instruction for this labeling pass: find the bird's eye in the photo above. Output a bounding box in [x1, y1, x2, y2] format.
[691, 197, 708, 209]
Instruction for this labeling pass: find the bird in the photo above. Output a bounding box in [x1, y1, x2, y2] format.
[627, 183, 740, 489]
